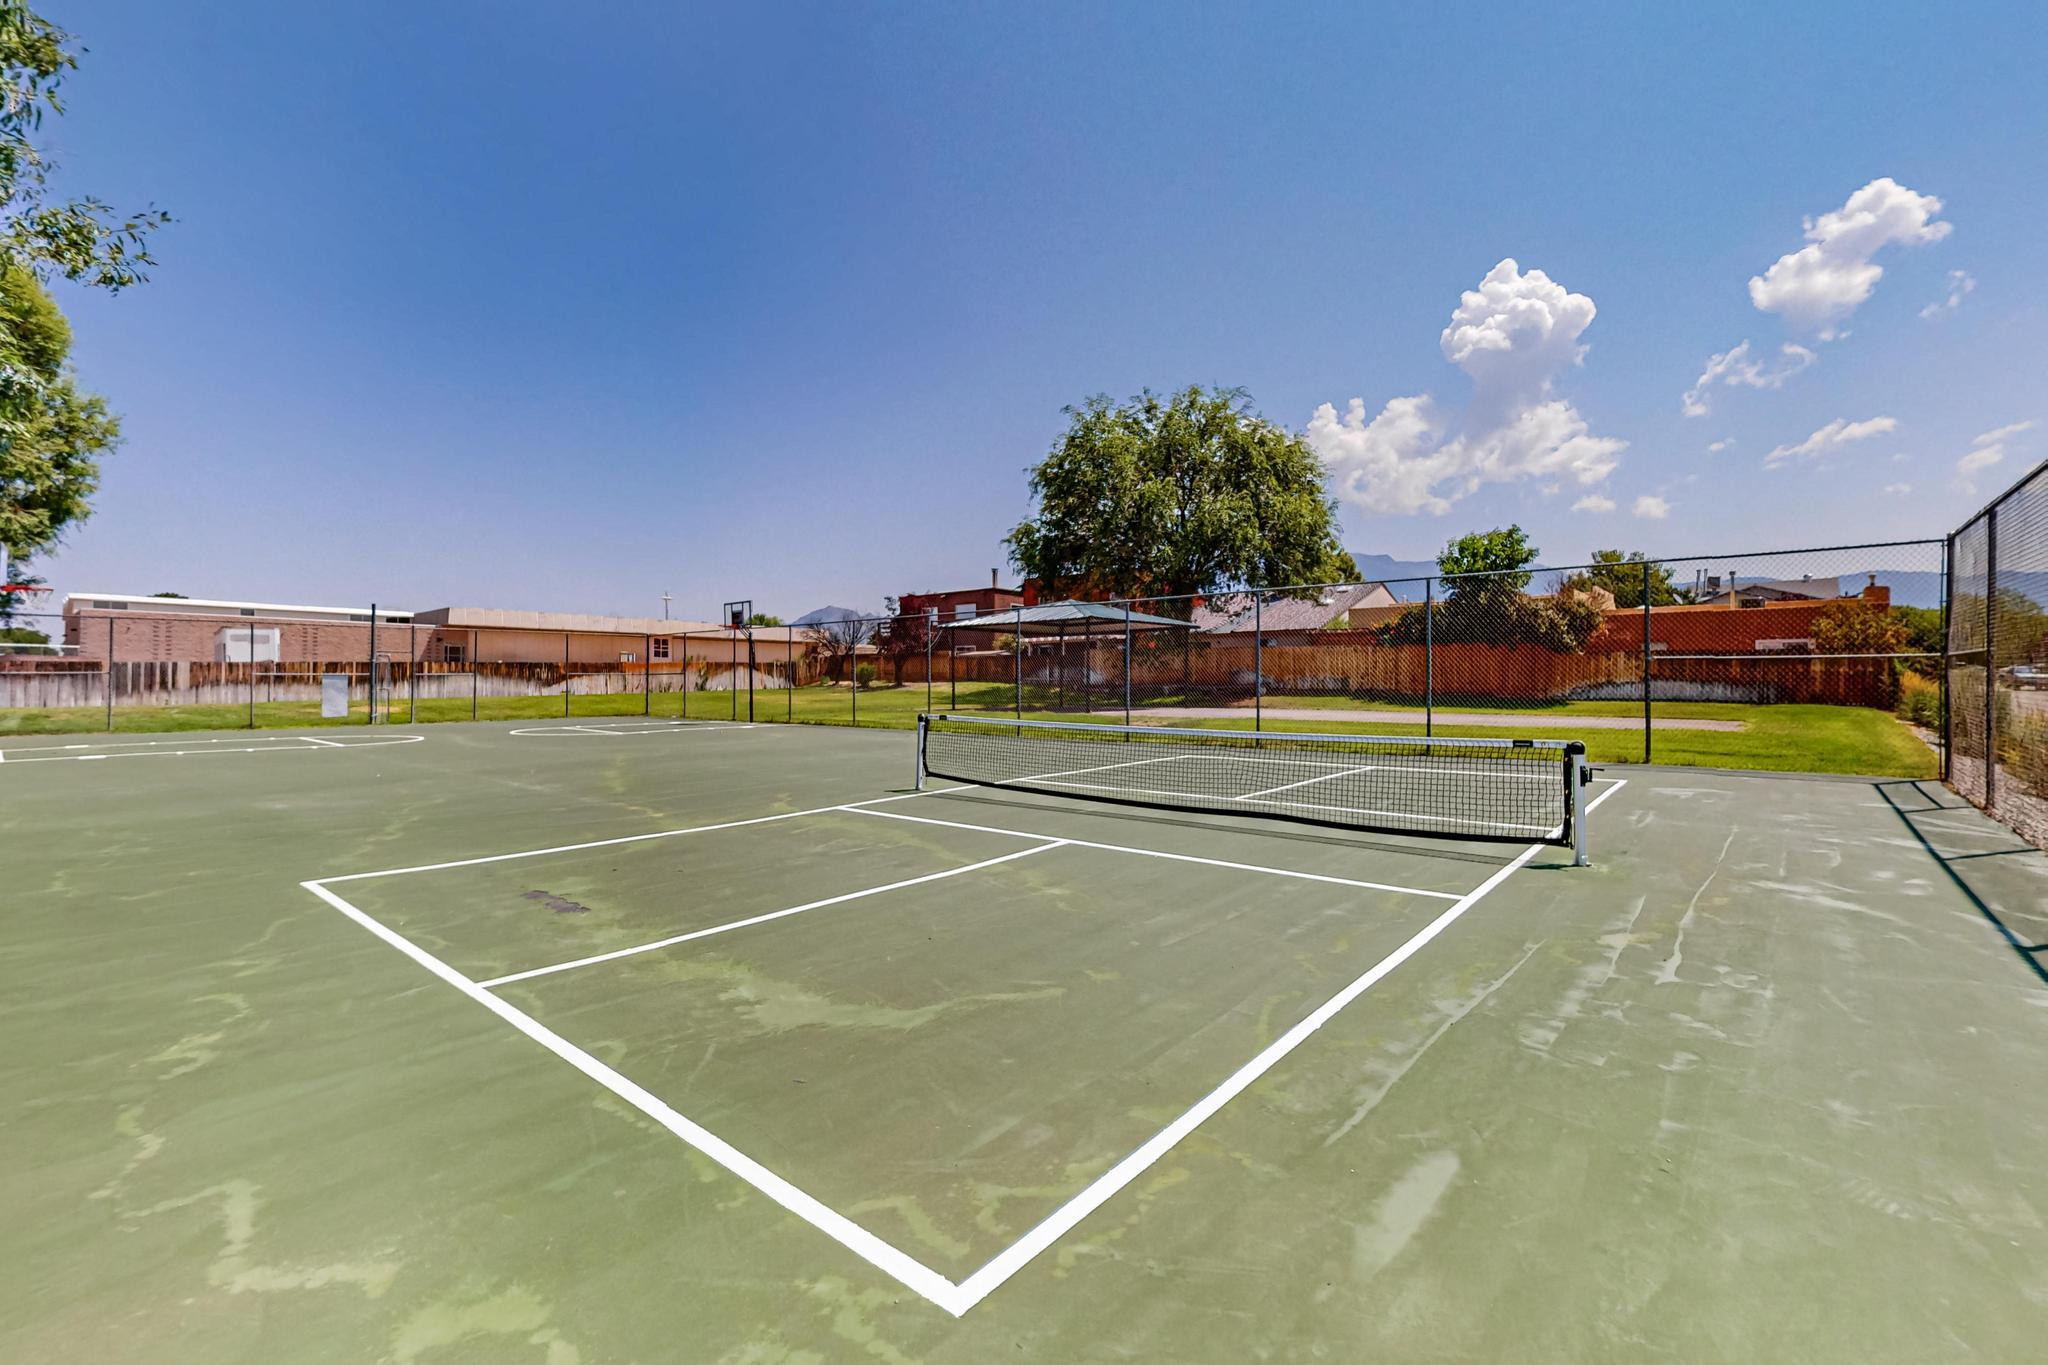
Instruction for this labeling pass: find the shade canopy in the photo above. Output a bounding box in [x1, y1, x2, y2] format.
[938, 600, 1191, 637]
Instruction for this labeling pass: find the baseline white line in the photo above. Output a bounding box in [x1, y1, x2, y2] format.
[301, 736, 346, 748]
[478, 841, 1068, 988]
[314, 786, 969, 884]
[845, 805, 1464, 901]
[299, 878, 967, 1314]
[0, 734, 426, 763]
[944, 775, 1629, 1311]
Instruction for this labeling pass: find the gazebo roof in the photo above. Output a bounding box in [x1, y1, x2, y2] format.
[938, 600, 1191, 636]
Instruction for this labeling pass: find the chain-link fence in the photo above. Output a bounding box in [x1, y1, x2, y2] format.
[1, 536, 1953, 777]
[1946, 458, 2048, 848]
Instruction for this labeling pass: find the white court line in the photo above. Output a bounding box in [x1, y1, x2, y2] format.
[312, 787, 965, 884]
[508, 720, 759, 738]
[304, 775, 1626, 1316]
[299, 878, 963, 1312]
[942, 775, 1629, 1312]
[1009, 774, 1554, 835]
[845, 805, 1464, 901]
[478, 841, 1068, 988]
[0, 734, 426, 763]
[1238, 763, 1380, 800]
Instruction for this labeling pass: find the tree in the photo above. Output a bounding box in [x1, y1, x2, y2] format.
[1379, 524, 1606, 653]
[874, 599, 934, 686]
[745, 612, 782, 627]
[1557, 549, 1682, 608]
[0, 6, 168, 567]
[802, 613, 874, 683]
[1811, 601, 1909, 654]
[150, 590, 187, 599]
[1005, 386, 1355, 601]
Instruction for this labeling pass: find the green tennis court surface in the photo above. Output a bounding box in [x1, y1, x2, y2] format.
[5, 718, 2045, 1361]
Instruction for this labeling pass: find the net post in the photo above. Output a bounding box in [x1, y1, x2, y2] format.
[1567, 741, 1589, 867]
[915, 713, 928, 790]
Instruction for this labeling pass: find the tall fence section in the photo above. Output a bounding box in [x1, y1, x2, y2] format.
[1945, 458, 2048, 848]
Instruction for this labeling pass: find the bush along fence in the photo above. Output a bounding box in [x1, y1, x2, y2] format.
[1946, 456, 2048, 849]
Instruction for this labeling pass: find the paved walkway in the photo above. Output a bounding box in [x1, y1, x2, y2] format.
[1142, 705, 1745, 731]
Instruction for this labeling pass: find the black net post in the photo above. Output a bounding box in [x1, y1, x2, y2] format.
[1642, 559, 1653, 764]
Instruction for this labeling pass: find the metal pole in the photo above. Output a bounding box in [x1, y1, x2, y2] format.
[105, 613, 114, 731]
[367, 605, 377, 724]
[788, 626, 795, 723]
[1253, 590, 1263, 736]
[915, 713, 928, 790]
[950, 622, 958, 710]
[409, 619, 417, 723]
[731, 627, 738, 721]
[1985, 506, 1999, 809]
[1057, 622, 1066, 711]
[1014, 606, 1023, 718]
[1123, 603, 1132, 726]
[1940, 534, 1952, 780]
[1423, 578, 1434, 737]
[925, 619, 933, 713]
[851, 623, 859, 727]
[1568, 743, 1589, 867]
[747, 629, 756, 723]
[472, 629, 479, 721]
[1642, 560, 1653, 764]
[247, 618, 255, 729]
[563, 631, 571, 717]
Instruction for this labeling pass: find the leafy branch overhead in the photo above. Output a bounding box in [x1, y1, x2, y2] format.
[1005, 386, 1357, 602]
[0, 3, 168, 567]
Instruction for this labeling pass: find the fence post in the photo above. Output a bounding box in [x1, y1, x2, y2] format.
[925, 618, 933, 713]
[563, 631, 571, 717]
[1940, 534, 1952, 781]
[1014, 606, 1023, 718]
[1642, 560, 1653, 764]
[1985, 506, 1999, 809]
[1253, 590, 1263, 736]
[1423, 578, 1434, 738]
[409, 619, 418, 723]
[950, 620, 958, 710]
[367, 604, 378, 724]
[106, 613, 114, 731]
[472, 629, 479, 721]
[247, 619, 256, 729]
[788, 626, 795, 722]
[1123, 603, 1132, 726]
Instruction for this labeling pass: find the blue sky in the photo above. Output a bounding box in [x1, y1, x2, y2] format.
[28, 1, 2048, 620]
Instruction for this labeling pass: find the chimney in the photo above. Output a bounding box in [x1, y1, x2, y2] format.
[991, 567, 998, 590]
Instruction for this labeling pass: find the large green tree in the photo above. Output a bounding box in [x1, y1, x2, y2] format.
[0, 4, 167, 573]
[1380, 524, 1606, 653]
[1005, 387, 1356, 602]
[1558, 549, 1683, 608]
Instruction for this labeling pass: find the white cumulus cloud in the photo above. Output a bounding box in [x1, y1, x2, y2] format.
[1708, 439, 1731, 453]
[1749, 178, 1951, 335]
[1763, 416, 1899, 467]
[1573, 494, 1616, 513]
[1920, 269, 1976, 320]
[1309, 259, 1623, 515]
[1955, 419, 2036, 490]
[1632, 495, 1671, 519]
[1681, 341, 1816, 417]
[1883, 482, 1912, 495]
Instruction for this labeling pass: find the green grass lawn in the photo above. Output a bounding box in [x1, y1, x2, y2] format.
[0, 681, 1936, 778]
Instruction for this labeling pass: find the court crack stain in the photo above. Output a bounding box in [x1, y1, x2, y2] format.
[801, 1276, 927, 1365]
[652, 955, 1064, 1033]
[391, 1284, 580, 1364]
[1352, 1149, 1461, 1282]
[130, 1178, 400, 1300]
[148, 992, 254, 1079]
[523, 888, 593, 914]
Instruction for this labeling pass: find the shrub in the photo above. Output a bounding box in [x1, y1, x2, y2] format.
[2000, 710, 2048, 796]
[854, 663, 877, 689]
[1894, 670, 1940, 727]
